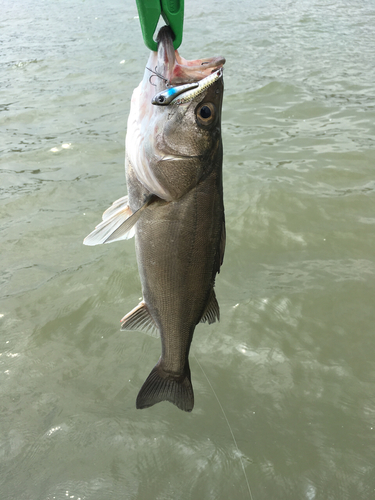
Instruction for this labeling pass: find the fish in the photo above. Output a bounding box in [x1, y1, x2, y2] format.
[84, 26, 225, 412]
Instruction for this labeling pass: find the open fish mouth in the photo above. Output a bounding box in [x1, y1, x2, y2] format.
[148, 26, 225, 108]
[152, 68, 223, 106]
[155, 25, 225, 85]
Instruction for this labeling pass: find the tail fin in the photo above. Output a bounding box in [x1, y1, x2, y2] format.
[136, 362, 194, 412]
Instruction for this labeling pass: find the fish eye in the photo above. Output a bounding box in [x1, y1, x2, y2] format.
[196, 102, 216, 126]
[200, 106, 211, 119]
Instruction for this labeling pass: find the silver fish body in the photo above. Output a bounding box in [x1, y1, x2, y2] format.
[125, 106, 225, 411]
[84, 27, 225, 412]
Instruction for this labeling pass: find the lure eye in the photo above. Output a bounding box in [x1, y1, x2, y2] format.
[196, 102, 216, 126]
[157, 95, 166, 103]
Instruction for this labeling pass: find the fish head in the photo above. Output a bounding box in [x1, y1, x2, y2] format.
[151, 73, 224, 200]
[159, 71, 224, 157]
[126, 26, 225, 201]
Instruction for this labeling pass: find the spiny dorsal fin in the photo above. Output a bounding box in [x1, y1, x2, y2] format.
[200, 288, 220, 325]
[212, 218, 226, 278]
[120, 301, 159, 337]
[219, 218, 226, 268]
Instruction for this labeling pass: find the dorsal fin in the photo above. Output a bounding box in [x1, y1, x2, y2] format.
[219, 218, 226, 268]
[200, 288, 220, 325]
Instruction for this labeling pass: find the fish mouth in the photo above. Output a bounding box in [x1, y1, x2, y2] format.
[156, 25, 225, 85]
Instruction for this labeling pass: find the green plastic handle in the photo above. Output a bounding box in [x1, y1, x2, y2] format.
[135, 0, 184, 51]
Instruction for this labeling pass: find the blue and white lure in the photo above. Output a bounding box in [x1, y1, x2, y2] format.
[152, 82, 199, 105]
[152, 68, 223, 106]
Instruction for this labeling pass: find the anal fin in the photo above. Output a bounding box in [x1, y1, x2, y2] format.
[121, 301, 159, 338]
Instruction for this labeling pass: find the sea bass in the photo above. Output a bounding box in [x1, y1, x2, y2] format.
[84, 27, 225, 412]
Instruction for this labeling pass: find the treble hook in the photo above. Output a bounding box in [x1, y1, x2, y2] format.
[146, 66, 169, 87]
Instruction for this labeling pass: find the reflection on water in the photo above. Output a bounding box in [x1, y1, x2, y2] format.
[2, 0, 375, 498]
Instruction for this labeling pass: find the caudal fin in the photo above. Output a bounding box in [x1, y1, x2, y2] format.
[136, 363, 194, 412]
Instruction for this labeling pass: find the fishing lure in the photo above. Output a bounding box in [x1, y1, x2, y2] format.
[152, 82, 199, 105]
[152, 68, 223, 106]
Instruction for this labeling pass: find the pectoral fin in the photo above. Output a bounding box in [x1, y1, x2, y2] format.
[83, 195, 156, 246]
[120, 301, 159, 338]
[102, 195, 130, 221]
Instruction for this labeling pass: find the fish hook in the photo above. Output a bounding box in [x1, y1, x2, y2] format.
[146, 66, 169, 87]
[148, 74, 158, 87]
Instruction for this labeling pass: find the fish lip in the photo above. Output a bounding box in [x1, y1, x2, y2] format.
[170, 57, 225, 85]
[198, 56, 226, 71]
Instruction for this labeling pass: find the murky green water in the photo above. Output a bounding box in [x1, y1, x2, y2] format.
[2, 0, 375, 498]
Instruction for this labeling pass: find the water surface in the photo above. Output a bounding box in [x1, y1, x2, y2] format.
[1, 0, 375, 499]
